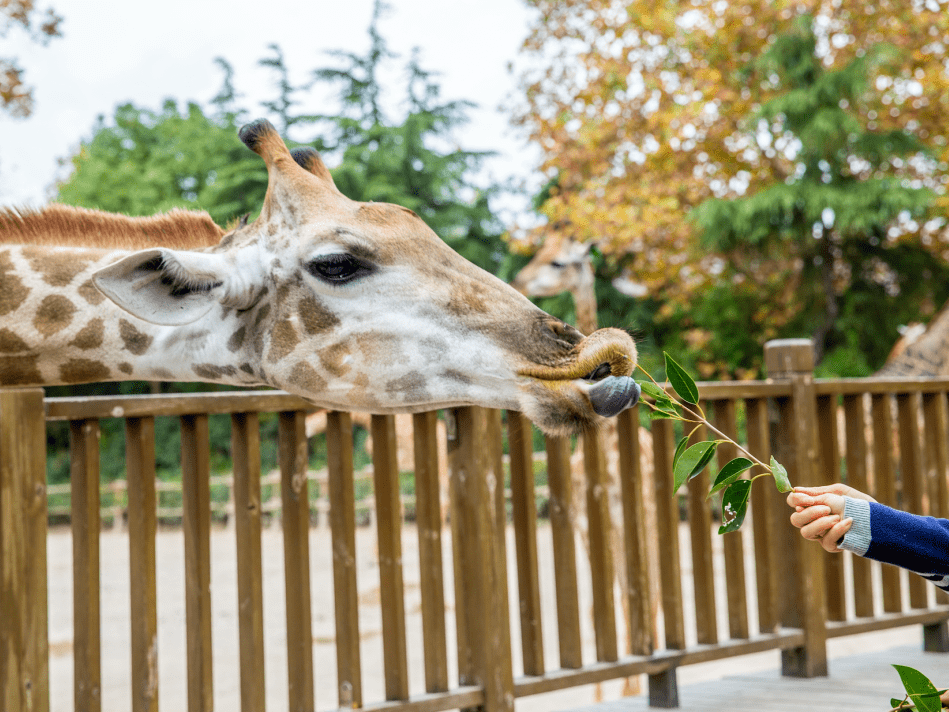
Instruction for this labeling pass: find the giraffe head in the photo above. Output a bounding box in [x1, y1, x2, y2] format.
[512, 231, 596, 299]
[92, 119, 639, 435]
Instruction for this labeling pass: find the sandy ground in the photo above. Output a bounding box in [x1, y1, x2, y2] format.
[45, 520, 925, 712]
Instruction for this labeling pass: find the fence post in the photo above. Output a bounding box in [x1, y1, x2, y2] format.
[764, 339, 828, 678]
[0, 388, 50, 712]
[447, 407, 514, 712]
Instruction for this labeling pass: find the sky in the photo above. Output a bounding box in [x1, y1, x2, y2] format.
[0, 0, 541, 220]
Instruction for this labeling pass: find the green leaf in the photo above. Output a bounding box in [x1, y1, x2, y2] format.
[771, 456, 792, 493]
[672, 436, 689, 474]
[673, 440, 718, 494]
[893, 665, 942, 712]
[649, 395, 681, 420]
[664, 352, 699, 405]
[708, 457, 754, 498]
[636, 380, 667, 401]
[719, 480, 752, 534]
[889, 698, 908, 710]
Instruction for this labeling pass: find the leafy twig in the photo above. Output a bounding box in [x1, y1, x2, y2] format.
[635, 353, 791, 534]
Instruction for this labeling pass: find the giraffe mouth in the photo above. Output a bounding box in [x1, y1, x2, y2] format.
[517, 327, 640, 419]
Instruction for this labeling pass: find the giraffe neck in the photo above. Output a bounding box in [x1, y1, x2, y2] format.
[573, 262, 599, 335]
[0, 245, 262, 388]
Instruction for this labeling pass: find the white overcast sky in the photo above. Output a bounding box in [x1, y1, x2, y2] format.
[0, 0, 541, 220]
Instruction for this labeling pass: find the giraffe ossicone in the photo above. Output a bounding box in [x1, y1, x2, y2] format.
[0, 119, 639, 435]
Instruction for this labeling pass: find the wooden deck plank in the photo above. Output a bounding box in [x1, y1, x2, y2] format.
[559, 645, 947, 712]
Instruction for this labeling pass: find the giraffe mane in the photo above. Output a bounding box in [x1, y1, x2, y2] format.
[0, 204, 225, 250]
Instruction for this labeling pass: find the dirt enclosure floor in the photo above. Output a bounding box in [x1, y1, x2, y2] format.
[44, 521, 923, 711]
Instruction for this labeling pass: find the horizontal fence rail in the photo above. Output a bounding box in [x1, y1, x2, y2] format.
[1, 340, 948, 712]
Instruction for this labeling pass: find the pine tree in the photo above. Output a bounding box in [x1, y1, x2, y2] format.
[691, 17, 947, 374]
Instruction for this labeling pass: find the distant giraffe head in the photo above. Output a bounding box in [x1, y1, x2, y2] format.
[0, 119, 639, 434]
[511, 230, 647, 336]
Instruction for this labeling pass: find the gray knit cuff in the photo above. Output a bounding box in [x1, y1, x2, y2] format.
[839, 496, 871, 556]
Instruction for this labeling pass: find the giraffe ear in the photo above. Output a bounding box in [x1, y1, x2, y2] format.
[93, 248, 256, 326]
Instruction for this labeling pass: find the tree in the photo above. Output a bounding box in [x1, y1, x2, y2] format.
[56, 98, 258, 226]
[692, 18, 948, 374]
[1, 0, 62, 117]
[514, 0, 949, 375]
[308, 0, 507, 274]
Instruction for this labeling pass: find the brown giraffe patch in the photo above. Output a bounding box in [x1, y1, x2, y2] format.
[69, 318, 104, 350]
[119, 319, 153, 355]
[227, 325, 246, 352]
[346, 371, 379, 408]
[118, 362, 133, 374]
[77, 278, 106, 305]
[60, 358, 111, 383]
[193, 363, 237, 380]
[34, 295, 77, 337]
[267, 317, 299, 362]
[286, 361, 327, 394]
[299, 294, 340, 334]
[0, 328, 29, 353]
[23, 248, 94, 287]
[386, 372, 430, 403]
[0, 249, 30, 316]
[239, 363, 255, 375]
[0, 354, 42, 385]
[319, 341, 352, 378]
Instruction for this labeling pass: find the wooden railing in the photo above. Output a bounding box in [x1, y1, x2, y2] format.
[1, 339, 947, 712]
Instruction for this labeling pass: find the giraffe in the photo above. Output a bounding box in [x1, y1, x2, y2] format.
[0, 119, 641, 438]
[875, 299, 949, 377]
[512, 230, 658, 696]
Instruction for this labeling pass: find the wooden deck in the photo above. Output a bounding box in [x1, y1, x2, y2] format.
[564, 645, 948, 711]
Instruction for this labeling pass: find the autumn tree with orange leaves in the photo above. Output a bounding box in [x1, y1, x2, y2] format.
[513, 0, 949, 377]
[1, 0, 62, 117]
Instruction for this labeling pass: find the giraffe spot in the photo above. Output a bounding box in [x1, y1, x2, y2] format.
[118, 362, 133, 374]
[0, 354, 42, 385]
[442, 368, 472, 385]
[239, 363, 256, 375]
[299, 295, 340, 334]
[0, 328, 29, 353]
[69, 318, 104, 350]
[78, 278, 106, 305]
[193, 363, 237, 380]
[119, 319, 153, 355]
[0, 250, 31, 316]
[347, 371, 379, 409]
[34, 295, 77, 337]
[319, 341, 352, 378]
[23, 248, 93, 287]
[152, 368, 174, 380]
[267, 318, 299, 363]
[60, 358, 111, 384]
[227, 325, 246, 352]
[286, 361, 326, 394]
[386, 372, 430, 404]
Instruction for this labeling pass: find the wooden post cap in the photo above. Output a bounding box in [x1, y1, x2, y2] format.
[764, 339, 815, 377]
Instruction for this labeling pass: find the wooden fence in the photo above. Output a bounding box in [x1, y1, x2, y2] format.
[1, 338, 947, 712]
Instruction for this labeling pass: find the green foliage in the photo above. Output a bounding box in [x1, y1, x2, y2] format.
[689, 16, 945, 375]
[57, 96, 259, 226]
[890, 664, 946, 711]
[640, 354, 789, 535]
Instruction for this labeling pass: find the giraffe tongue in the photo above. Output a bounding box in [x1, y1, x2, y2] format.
[587, 375, 641, 417]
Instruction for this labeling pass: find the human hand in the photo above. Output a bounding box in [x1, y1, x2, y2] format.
[786, 484, 876, 553]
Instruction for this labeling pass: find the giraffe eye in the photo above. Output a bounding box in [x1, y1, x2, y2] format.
[550, 261, 566, 269]
[306, 254, 374, 284]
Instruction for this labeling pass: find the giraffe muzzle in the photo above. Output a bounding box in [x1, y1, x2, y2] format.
[586, 375, 641, 417]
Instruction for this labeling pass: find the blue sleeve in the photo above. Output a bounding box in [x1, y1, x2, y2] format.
[854, 501, 949, 592]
